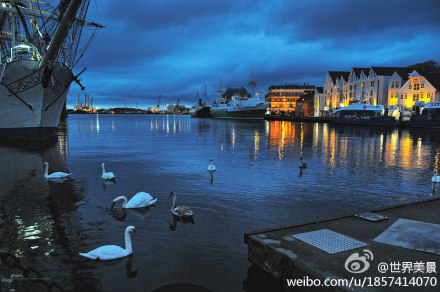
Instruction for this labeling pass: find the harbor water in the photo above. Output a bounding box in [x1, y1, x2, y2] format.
[1, 114, 439, 291]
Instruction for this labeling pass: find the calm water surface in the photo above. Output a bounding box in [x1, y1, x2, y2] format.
[1, 114, 439, 291]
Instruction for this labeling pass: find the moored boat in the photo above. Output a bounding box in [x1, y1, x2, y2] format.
[210, 95, 267, 119]
[409, 101, 440, 129]
[190, 86, 211, 118]
[0, 0, 102, 139]
[330, 104, 399, 126]
[210, 72, 267, 120]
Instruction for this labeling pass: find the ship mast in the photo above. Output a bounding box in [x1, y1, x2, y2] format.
[249, 70, 256, 98]
[204, 84, 206, 105]
[217, 79, 223, 100]
[41, 0, 84, 66]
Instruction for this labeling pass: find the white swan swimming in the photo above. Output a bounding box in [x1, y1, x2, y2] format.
[79, 226, 135, 260]
[432, 170, 440, 183]
[169, 192, 193, 217]
[207, 158, 216, 172]
[43, 162, 71, 179]
[111, 192, 158, 209]
[102, 163, 115, 180]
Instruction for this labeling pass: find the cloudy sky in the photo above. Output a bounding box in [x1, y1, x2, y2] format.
[68, 0, 440, 109]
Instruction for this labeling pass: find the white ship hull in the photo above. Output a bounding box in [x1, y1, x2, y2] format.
[0, 60, 72, 139]
[211, 99, 268, 120]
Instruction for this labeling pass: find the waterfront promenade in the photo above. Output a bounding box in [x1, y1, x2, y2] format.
[245, 197, 440, 291]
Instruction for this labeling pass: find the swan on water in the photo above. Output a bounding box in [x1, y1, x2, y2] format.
[102, 163, 115, 180]
[169, 192, 193, 218]
[79, 226, 136, 260]
[432, 170, 440, 183]
[299, 156, 307, 170]
[207, 158, 216, 172]
[43, 162, 71, 179]
[111, 192, 158, 209]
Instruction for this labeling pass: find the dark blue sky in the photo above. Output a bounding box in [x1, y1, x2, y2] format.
[68, 0, 440, 109]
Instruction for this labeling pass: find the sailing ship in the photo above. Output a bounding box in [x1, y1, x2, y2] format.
[210, 73, 267, 119]
[190, 85, 210, 118]
[0, 0, 102, 139]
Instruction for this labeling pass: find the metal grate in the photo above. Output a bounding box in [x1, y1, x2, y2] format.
[292, 229, 367, 254]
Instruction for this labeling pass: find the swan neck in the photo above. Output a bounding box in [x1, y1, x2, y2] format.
[44, 164, 49, 177]
[122, 196, 128, 208]
[125, 229, 133, 254]
[172, 195, 177, 210]
[102, 164, 106, 174]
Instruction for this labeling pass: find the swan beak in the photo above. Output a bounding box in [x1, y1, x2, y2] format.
[132, 228, 136, 234]
[111, 202, 115, 209]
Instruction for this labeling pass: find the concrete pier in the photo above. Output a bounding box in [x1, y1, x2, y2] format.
[244, 197, 440, 291]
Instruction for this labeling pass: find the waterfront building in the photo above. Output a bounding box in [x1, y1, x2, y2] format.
[346, 68, 370, 105]
[324, 71, 349, 112]
[365, 67, 407, 106]
[295, 91, 315, 116]
[387, 69, 412, 106]
[265, 84, 315, 114]
[397, 70, 440, 109]
[314, 87, 324, 117]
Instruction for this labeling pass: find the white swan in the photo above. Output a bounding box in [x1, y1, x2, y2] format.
[102, 163, 115, 180]
[111, 192, 158, 209]
[207, 158, 216, 172]
[432, 170, 440, 183]
[44, 162, 71, 179]
[169, 192, 193, 217]
[79, 226, 135, 260]
[299, 156, 307, 169]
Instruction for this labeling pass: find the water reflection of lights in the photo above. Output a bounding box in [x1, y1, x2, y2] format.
[299, 123, 304, 155]
[96, 114, 100, 133]
[254, 130, 260, 159]
[111, 119, 115, 132]
[434, 150, 440, 174]
[232, 126, 235, 149]
[417, 138, 422, 165]
[58, 131, 69, 158]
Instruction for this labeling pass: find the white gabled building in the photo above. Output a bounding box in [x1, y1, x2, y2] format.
[314, 87, 324, 116]
[387, 68, 412, 106]
[324, 71, 350, 112]
[397, 70, 440, 109]
[346, 68, 370, 104]
[366, 67, 406, 106]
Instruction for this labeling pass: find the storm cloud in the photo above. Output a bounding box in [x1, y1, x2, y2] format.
[69, 0, 440, 108]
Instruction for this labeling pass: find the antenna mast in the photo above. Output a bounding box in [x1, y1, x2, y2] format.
[249, 70, 257, 98]
[217, 79, 223, 100]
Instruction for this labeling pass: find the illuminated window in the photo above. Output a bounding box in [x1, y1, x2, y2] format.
[414, 94, 419, 101]
[421, 83, 424, 88]
[370, 80, 374, 87]
[414, 83, 420, 90]
[409, 84, 412, 89]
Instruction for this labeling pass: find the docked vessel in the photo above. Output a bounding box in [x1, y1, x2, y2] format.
[409, 101, 440, 129]
[0, 0, 102, 139]
[330, 104, 399, 126]
[190, 86, 211, 118]
[210, 73, 267, 120]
